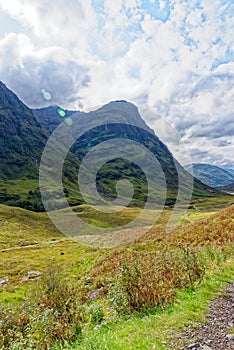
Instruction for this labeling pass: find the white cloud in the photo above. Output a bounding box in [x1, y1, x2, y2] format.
[0, 32, 89, 108]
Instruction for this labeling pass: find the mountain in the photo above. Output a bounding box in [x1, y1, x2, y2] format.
[0, 82, 79, 210]
[219, 183, 234, 193]
[33, 105, 82, 133]
[36, 100, 218, 206]
[0, 81, 48, 180]
[0, 82, 218, 212]
[185, 163, 234, 189]
[223, 168, 234, 176]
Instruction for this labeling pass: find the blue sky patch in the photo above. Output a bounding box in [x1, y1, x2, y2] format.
[0, 13, 25, 38]
[212, 46, 234, 70]
[140, 0, 171, 23]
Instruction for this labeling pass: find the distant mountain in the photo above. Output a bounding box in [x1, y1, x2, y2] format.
[219, 183, 234, 193]
[185, 163, 234, 189]
[33, 106, 82, 133]
[0, 82, 219, 211]
[223, 168, 234, 176]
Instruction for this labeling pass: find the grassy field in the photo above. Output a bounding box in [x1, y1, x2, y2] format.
[0, 196, 233, 349]
[63, 260, 234, 350]
[0, 204, 64, 249]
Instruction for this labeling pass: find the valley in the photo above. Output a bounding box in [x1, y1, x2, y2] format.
[0, 82, 233, 349]
[0, 198, 233, 349]
[0, 2, 233, 349]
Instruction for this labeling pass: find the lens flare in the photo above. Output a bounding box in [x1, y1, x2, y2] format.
[65, 117, 73, 126]
[57, 107, 66, 117]
[42, 90, 52, 101]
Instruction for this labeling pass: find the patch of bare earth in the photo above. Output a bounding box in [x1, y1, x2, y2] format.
[171, 283, 234, 350]
[79, 226, 151, 247]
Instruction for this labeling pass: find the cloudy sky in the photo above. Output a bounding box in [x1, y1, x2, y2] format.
[0, 0, 233, 168]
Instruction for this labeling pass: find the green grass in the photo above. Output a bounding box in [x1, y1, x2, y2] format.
[0, 179, 38, 198]
[0, 240, 106, 305]
[0, 200, 234, 349]
[61, 259, 234, 350]
[0, 204, 109, 304]
[0, 204, 63, 249]
[192, 194, 234, 209]
[58, 203, 233, 349]
[187, 210, 217, 221]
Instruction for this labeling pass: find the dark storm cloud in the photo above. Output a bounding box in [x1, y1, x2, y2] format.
[192, 117, 234, 139]
[0, 33, 90, 109]
[1, 55, 90, 109]
[155, 73, 234, 146]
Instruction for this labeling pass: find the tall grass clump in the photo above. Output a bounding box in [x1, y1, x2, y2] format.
[108, 248, 205, 314]
[0, 263, 82, 349]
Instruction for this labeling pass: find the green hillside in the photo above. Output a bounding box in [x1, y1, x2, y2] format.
[0, 82, 221, 214]
[35, 100, 219, 209]
[0, 82, 81, 210]
[0, 82, 48, 180]
[0, 204, 63, 250]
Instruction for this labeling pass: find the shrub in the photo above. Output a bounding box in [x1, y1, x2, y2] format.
[0, 263, 82, 349]
[109, 248, 205, 314]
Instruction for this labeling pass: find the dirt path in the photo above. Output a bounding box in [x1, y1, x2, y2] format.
[171, 283, 234, 349]
[0, 239, 67, 252]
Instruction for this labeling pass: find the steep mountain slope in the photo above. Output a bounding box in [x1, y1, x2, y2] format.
[185, 163, 234, 189]
[0, 81, 48, 180]
[0, 82, 79, 210]
[71, 101, 179, 202]
[37, 100, 218, 206]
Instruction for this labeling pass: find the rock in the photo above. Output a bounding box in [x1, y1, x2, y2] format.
[87, 289, 100, 300]
[0, 276, 9, 287]
[201, 345, 212, 350]
[205, 340, 212, 346]
[20, 270, 42, 282]
[187, 343, 199, 349]
[227, 334, 234, 341]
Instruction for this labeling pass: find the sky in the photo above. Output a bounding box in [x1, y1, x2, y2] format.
[0, 0, 233, 168]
